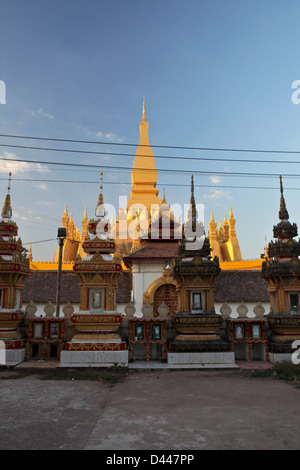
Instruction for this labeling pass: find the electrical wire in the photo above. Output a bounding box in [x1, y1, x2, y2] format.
[1, 176, 299, 190]
[0, 154, 299, 178]
[1, 141, 300, 165]
[2, 132, 300, 155]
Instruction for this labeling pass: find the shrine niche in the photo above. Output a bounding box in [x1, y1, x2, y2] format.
[227, 318, 268, 362]
[26, 316, 66, 361]
[128, 318, 167, 362]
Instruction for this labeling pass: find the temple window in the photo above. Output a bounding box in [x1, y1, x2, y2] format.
[289, 293, 300, 312]
[252, 324, 261, 339]
[15, 289, 21, 309]
[191, 291, 204, 313]
[90, 288, 104, 312]
[235, 324, 244, 340]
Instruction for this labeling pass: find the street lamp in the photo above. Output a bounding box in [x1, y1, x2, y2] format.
[55, 227, 67, 317]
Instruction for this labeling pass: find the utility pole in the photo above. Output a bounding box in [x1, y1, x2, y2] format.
[55, 227, 67, 318]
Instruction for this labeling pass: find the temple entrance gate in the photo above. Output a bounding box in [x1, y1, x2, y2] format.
[153, 283, 178, 317]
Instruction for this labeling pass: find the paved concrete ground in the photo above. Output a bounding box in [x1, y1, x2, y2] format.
[0, 368, 299, 450]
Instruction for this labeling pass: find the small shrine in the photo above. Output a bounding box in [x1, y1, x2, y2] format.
[226, 302, 268, 361]
[126, 301, 168, 362]
[60, 173, 128, 367]
[168, 176, 235, 367]
[262, 176, 300, 363]
[0, 173, 31, 364]
[26, 301, 66, 361]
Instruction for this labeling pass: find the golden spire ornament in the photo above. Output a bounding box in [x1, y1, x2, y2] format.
[1, 172, 12, 219]
[279, 175, 289, 221]
[96, 172, 105, 218]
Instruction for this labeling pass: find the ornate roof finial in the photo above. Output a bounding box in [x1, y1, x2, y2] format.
[96, 171, 106, 218]
[83, 206, 88, 221]
[189, 174, 196, 232]
[97, 171, 104, 208]
[1, 172, 12, 219]
[191, 174, 194, 198]
[7, 172, 11, 193]
[28, 242, 33, 262]
[142, 97, 146, 122]
[279, 175, 289, 220]
[264, 236, 268, 259]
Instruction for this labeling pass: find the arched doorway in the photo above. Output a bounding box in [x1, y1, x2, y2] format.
[153, 283, 178, 317]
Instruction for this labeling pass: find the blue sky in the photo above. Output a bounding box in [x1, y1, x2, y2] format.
[1, 0, 300, 261]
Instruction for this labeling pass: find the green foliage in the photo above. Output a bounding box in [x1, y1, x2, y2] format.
[0, 366, 130, 386]
[253, 361, 300, 389]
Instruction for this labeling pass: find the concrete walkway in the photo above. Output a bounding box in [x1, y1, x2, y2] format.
[15, 359, 274, 371]
[0, 367, 299, 450]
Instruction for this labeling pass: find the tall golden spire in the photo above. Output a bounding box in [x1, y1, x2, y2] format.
[264, 236, 268, 259]
[223, 213, 229, 242]
[28, 242, 33, 262]
[126, 98, 161, 223]
[131, 99, 158, 193]
[1, 172, 12, 219]
[209, 212, 217, 240]
[228, 207, 237, 239]
[62, 204, 69, 229]
[81, 206, 89, 244]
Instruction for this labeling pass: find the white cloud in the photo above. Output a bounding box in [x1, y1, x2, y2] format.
[209, 176, 221, 184]
[36, 200, 56, 207]
[30, 107, 54, 120]
[12, 210, 28, 221]
[204, 189, 232, 200]
[0, 152, 49, 175]
[36, 183, 49, 191]
[96, 131, 124, 143]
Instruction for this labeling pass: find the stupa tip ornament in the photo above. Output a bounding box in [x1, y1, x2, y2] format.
[142, 96, 146, 121]
[279, 175, 289, 221]
[96, 171, 104, 216]
[1, 172, 12, 219]
[273, 175, 297, 240]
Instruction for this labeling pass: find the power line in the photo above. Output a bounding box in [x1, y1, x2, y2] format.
[0, 154, 299, 178]
[1, 176, 299, 190]
[2, 132, 300, 155]
[23, 238, 57, 246]
[1, 141, 300, 165]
